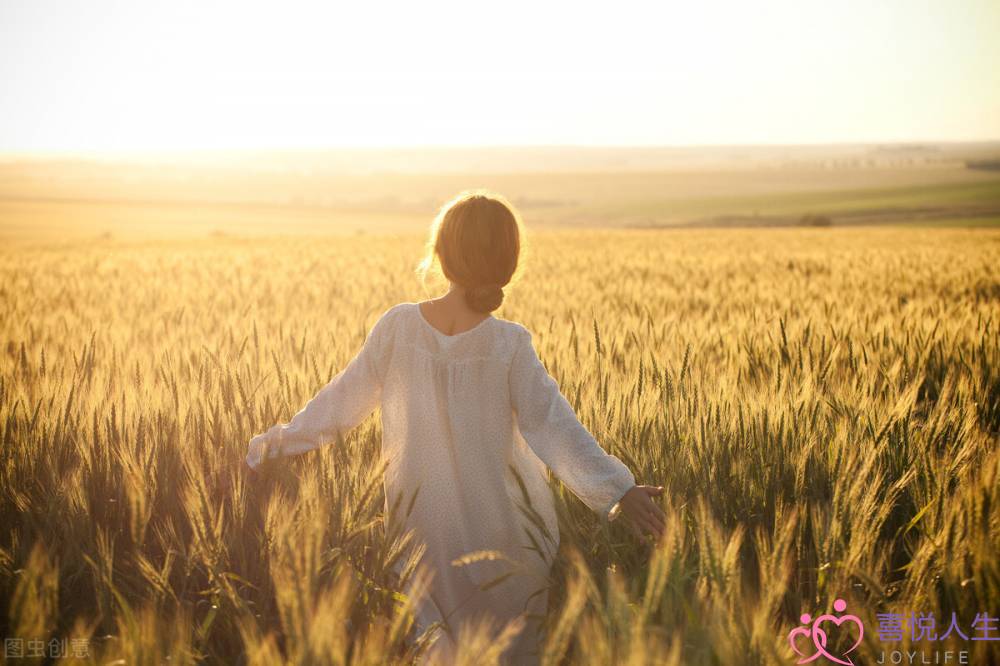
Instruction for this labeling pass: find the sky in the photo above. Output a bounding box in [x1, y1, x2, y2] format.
[1, 0, 998, 153]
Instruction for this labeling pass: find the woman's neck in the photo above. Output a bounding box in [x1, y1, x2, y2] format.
[420, 286, 490, 336]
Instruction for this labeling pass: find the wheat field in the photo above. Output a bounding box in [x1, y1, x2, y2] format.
[1, 226, 998, 664]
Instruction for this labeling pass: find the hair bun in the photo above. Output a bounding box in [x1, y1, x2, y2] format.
[465, 284, 504, 313]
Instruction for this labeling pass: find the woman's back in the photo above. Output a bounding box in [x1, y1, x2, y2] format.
[380, 301, 549, 541]
[380, 301, 561, 536]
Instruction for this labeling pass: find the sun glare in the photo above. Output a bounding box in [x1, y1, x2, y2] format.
[1, 0, 999, 154]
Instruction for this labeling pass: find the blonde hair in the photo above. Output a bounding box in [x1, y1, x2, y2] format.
[418, 189, 523, 313]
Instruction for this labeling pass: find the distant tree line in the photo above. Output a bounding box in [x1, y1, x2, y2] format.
[965, 159, 1000, 171]
[800, 213, 833, 226]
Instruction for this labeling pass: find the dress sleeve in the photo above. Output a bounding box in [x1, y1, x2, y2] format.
[245, 308, 394, 469]
[508, 326, 636, 518]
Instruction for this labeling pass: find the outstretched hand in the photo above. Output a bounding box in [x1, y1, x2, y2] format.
[618, 485, 666, 539]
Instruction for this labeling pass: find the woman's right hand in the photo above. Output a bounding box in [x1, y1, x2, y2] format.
[618, 485, 666, 538]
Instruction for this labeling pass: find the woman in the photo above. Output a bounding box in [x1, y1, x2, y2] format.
[245, 190, 665, 664]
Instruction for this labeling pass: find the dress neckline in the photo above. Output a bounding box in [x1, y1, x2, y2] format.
[414, 302, 494, 339]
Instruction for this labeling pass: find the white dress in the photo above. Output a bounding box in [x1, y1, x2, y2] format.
[246, 302, 636, 663]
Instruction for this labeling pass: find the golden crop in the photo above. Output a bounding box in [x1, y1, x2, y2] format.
[1, 227, 998, 664]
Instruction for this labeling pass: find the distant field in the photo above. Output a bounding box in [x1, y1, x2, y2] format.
[2, 145, 1000, 239]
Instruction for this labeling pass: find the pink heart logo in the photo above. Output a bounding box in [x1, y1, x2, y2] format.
[786, 599, 865, 665]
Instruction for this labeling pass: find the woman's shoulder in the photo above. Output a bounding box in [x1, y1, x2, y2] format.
[378, 302, 417, 321]
[489, 314, 534, 345]
[372, 303, 532, 356]
[367, 302, 415, 338]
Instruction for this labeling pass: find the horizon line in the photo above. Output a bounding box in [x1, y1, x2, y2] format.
[2, 138, 999, 160]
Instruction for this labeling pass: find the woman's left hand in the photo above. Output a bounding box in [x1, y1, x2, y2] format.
[241, 458, 257, 477]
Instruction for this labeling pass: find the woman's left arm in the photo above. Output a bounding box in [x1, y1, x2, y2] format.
[508, 326, 636, 515]
[245, 309, 394, 469]
[508, 326, 666, 537]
